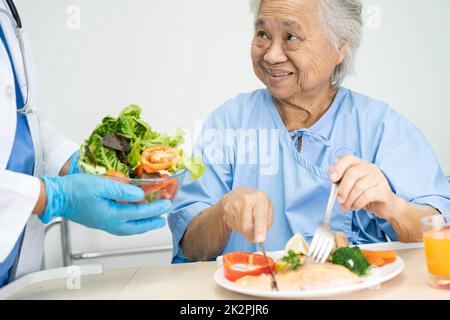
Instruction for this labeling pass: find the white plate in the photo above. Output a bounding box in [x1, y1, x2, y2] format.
[214, 251, 404, 299]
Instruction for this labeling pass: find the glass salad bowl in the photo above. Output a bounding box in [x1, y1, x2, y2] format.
[101, 169, 187, 204]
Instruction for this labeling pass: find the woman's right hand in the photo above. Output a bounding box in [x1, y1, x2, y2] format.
[220, 188, 274, 243]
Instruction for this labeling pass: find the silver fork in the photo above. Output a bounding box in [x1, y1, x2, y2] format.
[258, 242, 279, 291]
[308, 183, 339, 264]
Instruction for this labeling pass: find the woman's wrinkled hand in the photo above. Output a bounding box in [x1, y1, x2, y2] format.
[328, 156, 398, 220]
[220, 188, 274, 243]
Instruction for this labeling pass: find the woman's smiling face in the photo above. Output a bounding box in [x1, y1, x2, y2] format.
[251, 0, 347, 101]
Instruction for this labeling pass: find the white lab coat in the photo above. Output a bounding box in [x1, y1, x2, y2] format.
[0, 1, 77, 280]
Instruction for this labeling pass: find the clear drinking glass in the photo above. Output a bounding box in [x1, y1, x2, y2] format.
[422, 215, 450, 289]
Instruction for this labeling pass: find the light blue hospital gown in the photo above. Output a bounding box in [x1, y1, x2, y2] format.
[169, 87, 450, 263]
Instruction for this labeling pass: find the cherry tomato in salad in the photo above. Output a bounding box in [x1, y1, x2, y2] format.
[140, 179, 178, 201]
[223, 252, 275, 282]
[140, 146, 180, 174]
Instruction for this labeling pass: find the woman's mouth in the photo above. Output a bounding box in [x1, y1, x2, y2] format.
[265, 68, 294, 84]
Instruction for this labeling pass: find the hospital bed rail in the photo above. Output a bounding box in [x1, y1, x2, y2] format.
[43, 218, 172, 267]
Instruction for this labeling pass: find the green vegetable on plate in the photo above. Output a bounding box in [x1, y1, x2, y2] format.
[330, 246, 371, 276]
[278, 249, 306, 271]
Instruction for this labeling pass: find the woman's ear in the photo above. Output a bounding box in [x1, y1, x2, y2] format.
[336, 42, 349, 66]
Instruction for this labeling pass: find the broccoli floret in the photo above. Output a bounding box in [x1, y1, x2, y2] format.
[331, 247, 370, 276]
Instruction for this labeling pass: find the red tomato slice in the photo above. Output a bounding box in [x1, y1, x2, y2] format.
[140, 179, 177, 195]
[223, 252, 275, 282]
[135, 165, 145, 179]
[140, 146, 180, 173]
[105, 170, 129, 182]
[159, 183, 178, 200]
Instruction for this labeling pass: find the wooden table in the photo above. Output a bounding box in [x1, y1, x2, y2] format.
[7, 247, 450, 300]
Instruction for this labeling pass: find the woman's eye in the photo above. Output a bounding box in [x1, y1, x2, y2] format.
[257, 31, 268, 39]
[286, 34, 299, 41]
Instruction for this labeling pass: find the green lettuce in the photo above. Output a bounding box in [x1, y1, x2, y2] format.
[181, 155, 205, 180]
[169, 149, 205, 181]
[81, 134, 129, 176]
[87, 116, 117, 144]
[147, 128, 185, 148]
[126, 139, 143, 169]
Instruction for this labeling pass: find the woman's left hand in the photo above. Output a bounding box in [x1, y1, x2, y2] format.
[328, 155, 398, 220]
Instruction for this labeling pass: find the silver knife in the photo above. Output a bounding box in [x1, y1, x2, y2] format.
[258, 242, 279, 291]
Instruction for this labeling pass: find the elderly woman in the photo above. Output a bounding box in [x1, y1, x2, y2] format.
[168, 0, 450, 262]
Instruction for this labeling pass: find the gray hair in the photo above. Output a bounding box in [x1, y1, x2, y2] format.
[249, 0, 363, 88]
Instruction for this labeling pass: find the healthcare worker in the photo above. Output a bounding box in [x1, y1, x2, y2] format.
[0, 0, 172, 288]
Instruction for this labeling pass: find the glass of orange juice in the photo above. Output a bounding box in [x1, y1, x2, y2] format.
[422, 215, 450, 289]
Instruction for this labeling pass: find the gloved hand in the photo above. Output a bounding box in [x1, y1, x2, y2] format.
[68, 150, 80, 174]
[39, 174, 172, 236]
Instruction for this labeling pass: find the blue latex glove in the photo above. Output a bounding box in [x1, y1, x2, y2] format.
[39, 174, 172, 236]
[68, 150, 80, 174]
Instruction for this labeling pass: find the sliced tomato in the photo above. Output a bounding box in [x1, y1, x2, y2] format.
[105, 170, 127, 178]
[104, 170, 130, 183]
[135, 165, 145, 179]
[159, 182, 178, 200]
[140, 146, 180, 173]
[223, 252, 275, 282]
[141, 180, 176, 194]
[157, 170, 172, 178]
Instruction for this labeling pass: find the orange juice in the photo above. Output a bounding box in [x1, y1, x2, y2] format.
[423, 227, 450, 278]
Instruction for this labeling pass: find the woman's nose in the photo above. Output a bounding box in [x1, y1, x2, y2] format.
[264, 41, 288, 65]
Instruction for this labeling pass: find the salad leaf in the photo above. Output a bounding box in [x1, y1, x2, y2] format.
[134, 118, 157, 142]
[90, 134, 129, 175]
[79, 161, 107, 176]
[181, 155, 205, 180]
[126, 139, 143, 169]
[87, 116, 117, 145]
[119, 104, 141, 118]
[148, 128, 186, 148]
[102, 134, 132, 154]
[116, 105, 156, 142]
[280, 249, 304, 270]
[117, 116, 135, 139]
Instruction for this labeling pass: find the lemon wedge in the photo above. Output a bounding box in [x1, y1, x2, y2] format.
[275, 260, 291, 273]
[284, 233, 309, 255]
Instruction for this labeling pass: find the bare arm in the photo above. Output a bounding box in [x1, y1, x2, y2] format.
[387, 196, 440, 242]
[181, 202, 231, 261]
[32, 180, 47, 215]
[59, 158, 71, 176]
[181, 188, 274, 261]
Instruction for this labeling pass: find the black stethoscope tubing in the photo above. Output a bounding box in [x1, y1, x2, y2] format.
[5, 0, 21, 28]
[2, 0, 34, 114]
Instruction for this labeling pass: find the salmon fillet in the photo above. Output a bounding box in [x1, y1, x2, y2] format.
[235, 262, 361, 291]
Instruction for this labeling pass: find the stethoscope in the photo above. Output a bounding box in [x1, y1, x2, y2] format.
[0, 0, 34, 114]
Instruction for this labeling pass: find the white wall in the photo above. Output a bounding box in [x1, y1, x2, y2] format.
[15, 0, 450, 269]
